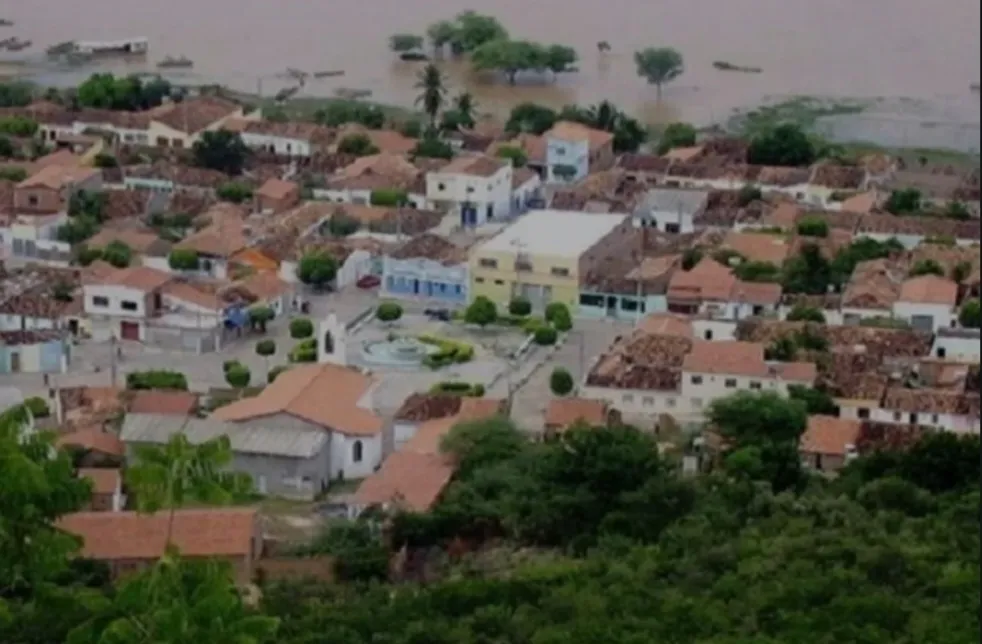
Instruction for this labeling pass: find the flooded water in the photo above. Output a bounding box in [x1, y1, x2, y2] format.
[3, 0, 981, 148]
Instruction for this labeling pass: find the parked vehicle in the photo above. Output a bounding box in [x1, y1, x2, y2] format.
[424, 308, 452, 322]
[356, 275, 380, 289]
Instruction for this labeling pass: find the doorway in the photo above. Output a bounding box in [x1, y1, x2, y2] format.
[120, 321, 140, 341]
[10, 352, 21, 373]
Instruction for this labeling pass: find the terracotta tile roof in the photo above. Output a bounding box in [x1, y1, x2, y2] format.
[757, 165, 812, 187]
[86, 226, 171, 256]
[16, 165, 99, 190]
[683, 340, 768, 377]
[759, 203, 802, 229]
[151, 97, 240, 134]
[33, 149, 83, 170]
[78, 467, 120, 495]
[233, 271, 290, 301]
[403, 398, 505, 455]
[731, 280, 783, 306]
[487, 133, 547, 165]
[389, 233, 467, 264]
[898, 275, 958, 306]
[437, 154, 508, 178]
[56, 429, 125, 457]
[667, 258, 736, 302]
[394, 393, 464, 422]
[800, 415, 862, 456]
[882, 387, 980, 416]
[175, 217, 247, 258]
[336, 125, 416, 155]
[772, 361, 818, 382]
[839, 191, 879, 215]
[126, 162, 231, 189]
[95, 266, 172, 291]
[213, 363, 382, 436]
[617, 153, 673, 174]
[353, 450, 454, 512]
[511, 166, 539, 189]
[842, 259, 904, 309]
[545, 120, 614, 149]
[128, 390, 198, 416]
[637, 313, 693, 338]
[161, 280, 224, 311]
[855, 421, 929, 453]
[586, 330, 691, 391]
[857, 213, 981, 241]
[329, 152, 420, 190]
[723, 231, 791, 265]
[545, 398, 611, 429]
[811, 163, 865, 190]
[738, 319, 932, 362]
[256, 178, 298, 200]
[57, 508, 257, 560]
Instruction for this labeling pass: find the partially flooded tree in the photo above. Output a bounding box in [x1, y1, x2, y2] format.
[634, 47, 684, 99]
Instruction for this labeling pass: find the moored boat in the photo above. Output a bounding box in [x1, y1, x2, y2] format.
[157, 55, 193, 69]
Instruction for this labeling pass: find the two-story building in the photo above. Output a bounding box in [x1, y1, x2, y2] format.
[15, 165, 102, 213]
[235, 119, 335, 157]
[83, 265, 174, 342]
[892, 275, 958, 333]
[426, 155, 512, 227]
[382, 233, 469, 305]
[468, 209, 633, 312]
[633, 188, 709, 234]
[543, 121, 615, 184]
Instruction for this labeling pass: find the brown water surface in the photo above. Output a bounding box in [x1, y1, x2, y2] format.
[4, 0, 980, 129]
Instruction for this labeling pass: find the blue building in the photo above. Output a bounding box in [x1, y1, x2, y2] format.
[0, 330, 69, 373]
[381, 234, 469, 306]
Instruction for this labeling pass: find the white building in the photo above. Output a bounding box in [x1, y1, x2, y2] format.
[891, 275, 958, 333]
[931, 328, 980, 362]
[236, 119, 334, 158]
[426, 155, 512, 227]
[634, 187, 709, 234]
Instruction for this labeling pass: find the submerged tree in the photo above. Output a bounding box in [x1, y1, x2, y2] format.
[634, 47, 684, 99]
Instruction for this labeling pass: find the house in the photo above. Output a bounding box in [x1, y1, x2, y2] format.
[147, 97, 246, 148]
[14, 165, 101, 214]
[892, 275, 958, 332]
[85, 226, 172, 266]
[0, 266, 83, 334]
[633, 188, 709, 234]
[56, 508, 261, 582]
[254, 178, 300, 215]
[807, 163, 867, 208]
[212, 363, 384, 485]
[931, 327, 980, 362]
[722, 231, 792, 266]
[578, 249, 680, 320]
[667, 258, 783, 323]
[486, 133, 548, 177]
[230, 271, 294, 316]
[855, 213, 980, 249]
[172, 215, 248, 280]
[317, 153, 423, 206]
[236, 119, 334, 157]
[469, 209, 633, 312]
[543, 121, 615, 184]
[351, 396, 504, 516]
[544, 398, 620, 438]
[123, 163, 231, 195]
[799, 415, 861, 473]
[426, 155, 512, 227]
[77, 467, 124, 512]
[840, 259, 904, 324]
[6, 210, 73, 266]
[511, 166, 543, 213]
[0, 329, 69, 373]
[382, 233, 469, 305]
[876, 386, 980, 435]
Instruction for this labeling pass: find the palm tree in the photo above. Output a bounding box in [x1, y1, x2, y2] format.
[634, 47, 684, 100]
[453, 92, 476, 129]
[415, 63, 447, 128]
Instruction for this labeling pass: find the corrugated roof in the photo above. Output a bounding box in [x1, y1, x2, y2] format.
[120, 413, 328, 459]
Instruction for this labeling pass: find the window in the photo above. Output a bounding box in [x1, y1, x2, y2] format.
[909, 413, 919, 425]
[551, 267, 570, 277]
[937, 347, 947, 358]
[666, 398, 676, 408]
[494, 279, 504, 285]
[121, 300, 138, 312]
[642, 396, 654, 407]
[27, 195, 39, 207]
[692, 398, 703, 408]
[893, 411, 903, 422]
[580, 293, 604, 307]
[475, 277, 485, 283]
[690, 375, 703, 385]
[555, 146, 565, 155]
[703, 330, 713, 340]
[931, 414, 939, 424]
[91, 296, 109, 308]
[479, 258, 498, 269]
[352, 440, 363, 463]
[665, 222, 680, 234]
[724, 378, 737, 388]
[623, 394, 634, 404]
[466, 186, 474, 194]
[858, 407, 870, 420]
[749, 381, 762, 390]
[621, 298, 639, 312]
[437, 183, 446, 191]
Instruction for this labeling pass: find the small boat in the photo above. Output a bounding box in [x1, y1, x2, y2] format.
[0, 19, 13, 27]
[333, 88, 372, 100]
[713, 60, 762, 74]
[5, 38, 31, 52]
[157, 55, 193, 69]
[313, 69, 345, 78]
[398, 52, 428, 62]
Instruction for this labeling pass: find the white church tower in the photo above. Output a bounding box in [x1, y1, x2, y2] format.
[317, 313, 347, 366]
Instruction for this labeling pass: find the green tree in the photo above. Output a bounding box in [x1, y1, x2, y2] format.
[464, 295, 497, 327]
[375, 301, 403, 324]
[369, 188, 408, 207]
[168, 248, 200, 271]
[796, 215, 829, 237]
[733, 260, 781, 283]
[414, 64, 447, 128]
[296, 252, 338, 289]
[452, 92, 477, 129]
[786, 305, 826, 323]
[884, 188, 922, 215]
[909, 258, 945, 277]
[449, 11, 509, 54]
[0, 80, 33, 107]
[0, 165, 27, 181]
[296, 522, 389, 583]
[634, 47, 684, 99]
[0, 116, 39, 137]
[192, 129, 248, 175]
[783, 243, 833, 294]
[411, 134, 454, 160]
[313, 102, 385, 128]
[959, 298, 980, 328]
[505, 102, 557, 135]
[943, 200, 971, 220]
[216, 181, 253, 204]
[289, 318, 314, 339]
[389, 33, 424, 54]
[336, 133, 379, 157]
[495, 144, 527, 167]
[248, 305, 274, 333]
[951, 260, 972, 283]
[543, 44, 578, 76]
[0, 134, 15, 158]
[92, 152, 118, 168]
[326, 211, 361, 236]
[681, 247, 703, 270]
[748, 123, 815, 167]
[508, 297, 532, 316]
[657, 122, 697, 154]
[470, 39, 541, 85]
[101, 240, 132, 268]
[788, 384, 838, 415]
[426, 20, 458, 55]
[549, 367, 574, 396]
[225, 363, 251, 389]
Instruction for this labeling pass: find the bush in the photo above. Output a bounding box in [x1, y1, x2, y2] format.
[126, 370, 188, 391]
[216, 181, 254, 204]
[796, 216, 829, 238]
[376, 302, 404, 323]
[909, 259, 944, 278]
[168, 249, 200, 271]
[959, 298, 980, 328]
[544, 302, 570, 325]
[534, 326, 558, 346]
[225, 364, 251, 388]
[222, 360, 240, 373]
[464, 296, 497, 327]
[549, 368, 574, 396]
[522, 317, 547, 334]
[369, 188, 408, 207]
[255, 339, 276, 357]
[268, 365, 290, 383]
[508, 297, 532, 317]
[248, 306, 275, 332]
[24, 396, 51, 418]
[550, 307, 573, 332]
[419, 335, 475, 369]
[786, 305, 826, 323]
[430, 381, 485, 397]
[290, 338, 318, 363]
[290, 318, 314, 339]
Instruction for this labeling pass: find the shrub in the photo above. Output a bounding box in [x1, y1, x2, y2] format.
[24, 396, 51, 418]
[959, 298, 980, 328]
[248, 306, 275, 332]
[222, 360, 240, 373]
[550, 307, 573, 332]
[290, 318, 314, 339]
[549, 368, 574, 396]
[290, 338, 318, 363]
[376, 301, 404, 323]
[787, 305, 826, 323]
[126, 370, 188, 391]
[534, 326, 558, 346]
[225, 364, 251, 389]
[216, 181, 254, 204]
[522, 317, 547, 334]
[471, 383, 485, 397]
[168, 249, 200, 271]
[255, 339, 276, 357]
[508, 297, 532, 317]
[419, 335, 475, 368]
[464, 296, 497, 327]
[544, 302, 570, 325]
[796, 216, 829, 238]
[369, 188, 409, 207]
[430, 381, 484, 397]
[909, 259, 945, 278]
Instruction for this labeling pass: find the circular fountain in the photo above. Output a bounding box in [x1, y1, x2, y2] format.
[360, 337, 439, 368]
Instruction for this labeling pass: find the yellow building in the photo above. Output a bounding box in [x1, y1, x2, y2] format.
[468, 210, 632, 313]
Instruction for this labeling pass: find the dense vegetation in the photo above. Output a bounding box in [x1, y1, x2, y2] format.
[1, 388, 978, 643]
